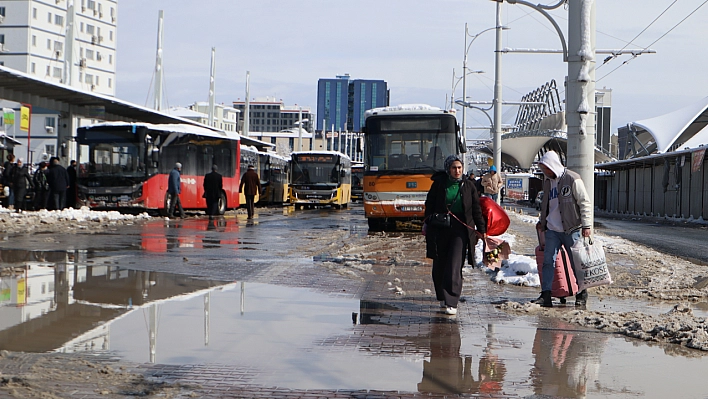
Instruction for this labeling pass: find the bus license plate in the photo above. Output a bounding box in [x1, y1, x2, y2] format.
[400, 206, 422, 212]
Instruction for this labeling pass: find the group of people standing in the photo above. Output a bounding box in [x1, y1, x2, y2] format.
[166, 161, 260, 220]
[2, 154, 74, 212]
[425, 150, 593, 315]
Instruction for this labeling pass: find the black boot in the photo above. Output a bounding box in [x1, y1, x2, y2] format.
[575, 289, 588, 307]
[532, 291, 553, 307]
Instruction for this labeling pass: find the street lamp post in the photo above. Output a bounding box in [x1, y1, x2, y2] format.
[492, 0, 503, 187]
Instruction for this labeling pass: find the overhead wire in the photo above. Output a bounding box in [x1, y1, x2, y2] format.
[598, 0, 679, 70]
[598, 0, 708, 82]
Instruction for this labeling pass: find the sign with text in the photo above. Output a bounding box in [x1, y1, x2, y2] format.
[296, 154, 335, 163]
[20, 105, 31, 132]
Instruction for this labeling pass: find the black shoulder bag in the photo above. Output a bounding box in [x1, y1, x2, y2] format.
[428, 183, 462, 229]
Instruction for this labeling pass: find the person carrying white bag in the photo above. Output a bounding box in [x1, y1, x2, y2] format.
[534, 151, 593, 308]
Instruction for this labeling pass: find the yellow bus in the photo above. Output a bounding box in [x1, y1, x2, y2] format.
[362, 105, 466, 231]
[257, 151, 289, 205]
[289, 151, 351, 209]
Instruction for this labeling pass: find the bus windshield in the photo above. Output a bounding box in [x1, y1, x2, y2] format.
[292, 155, 339, 185]
[366, 131, 457, 172]
[77, 130, 149, 183]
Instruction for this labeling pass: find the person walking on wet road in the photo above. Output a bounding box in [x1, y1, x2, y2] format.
[239, 164, 259, 219]
[33, 161, 50, 210]
[481, 165, 503, 202]
[167, 162, 184, 218]
[203, 164, 223, 219]
[66, 160, 77, 208]
[425, 155, 487, 316]
[535, 150, 592, 308]
[46, 157, 70, 210]
[11, 158, 33, 213]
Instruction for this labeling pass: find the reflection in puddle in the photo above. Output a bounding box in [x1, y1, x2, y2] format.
[0, 259, 228, 353]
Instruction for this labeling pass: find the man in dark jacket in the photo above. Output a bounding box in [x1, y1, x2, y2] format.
[167, 162, 184, 218]
[66, 160, 77, 208]
[46, 157, 70, 210]
[203, 164, 223, 219]
[33, 162, 50, 210]
[424, 155, 487, 315]
[11, 158, 33, 213]
[239, 165, 260, 219]
[3, 154, 16, 209]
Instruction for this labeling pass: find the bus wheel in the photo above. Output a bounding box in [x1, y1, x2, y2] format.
[217, 192, 227, 215]
[367, 218, 385, 232]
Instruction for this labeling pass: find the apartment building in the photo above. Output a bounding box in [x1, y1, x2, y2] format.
[0, 0, 117, 96]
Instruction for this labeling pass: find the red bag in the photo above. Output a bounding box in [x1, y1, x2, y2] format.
[479, 196, 510, 236]
[535, 246, 578, 300]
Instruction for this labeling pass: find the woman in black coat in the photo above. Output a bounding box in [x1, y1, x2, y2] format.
[425, 155, 487, 315]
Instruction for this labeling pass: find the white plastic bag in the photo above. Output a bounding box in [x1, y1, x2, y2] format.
[571, 237, 612, 291]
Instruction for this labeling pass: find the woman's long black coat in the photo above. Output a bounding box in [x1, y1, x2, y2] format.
[425, 172, 487, 264]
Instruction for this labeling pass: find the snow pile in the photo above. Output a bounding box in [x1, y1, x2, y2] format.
[0, 205, 151, 234]
[470, 231, 541, 287]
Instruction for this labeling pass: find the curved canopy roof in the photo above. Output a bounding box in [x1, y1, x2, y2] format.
[630, 96, 708, 154]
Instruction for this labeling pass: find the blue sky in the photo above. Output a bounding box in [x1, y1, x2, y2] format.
[115, 0, 708, 140]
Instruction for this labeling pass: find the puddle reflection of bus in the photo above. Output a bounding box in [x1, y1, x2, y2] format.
[361, 105, 465, 231]
[258, 151, 289, 205]
[289, 151, 351, 209]
[351, 162, 364, 202]
[140, 218, 240, 253]
[76, 123, 241, 216]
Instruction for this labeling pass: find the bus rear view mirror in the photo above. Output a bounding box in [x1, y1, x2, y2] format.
[340, 170, 346, 178]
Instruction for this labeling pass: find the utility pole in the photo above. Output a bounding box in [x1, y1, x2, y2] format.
[207, 47, 216, 127]
[153, 10, 164, 111]
[567, 0, 596, 225]
[243, 71, 250, 137]
[492, 0, 503, 194]
[297, 107, 303, 151]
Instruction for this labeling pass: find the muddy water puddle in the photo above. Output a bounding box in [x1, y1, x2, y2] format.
[3, 262, 708, 395]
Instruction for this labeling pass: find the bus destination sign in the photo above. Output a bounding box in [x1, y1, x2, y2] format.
[297, 155, 335, 163]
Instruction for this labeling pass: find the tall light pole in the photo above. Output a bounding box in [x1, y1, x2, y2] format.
[462, 24, 502, 142]
[492, 0, 504, 181]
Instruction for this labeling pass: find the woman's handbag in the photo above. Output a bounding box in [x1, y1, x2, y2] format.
[571, 237, 612, 291]
[428, 212, 451, 228]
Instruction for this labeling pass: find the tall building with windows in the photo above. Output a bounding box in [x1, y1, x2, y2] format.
[0, 0, 118, 96]
[316, 74, 389, 132]
[232, 98, 313, 134]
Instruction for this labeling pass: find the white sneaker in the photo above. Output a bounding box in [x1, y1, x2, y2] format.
[444, 306, 457, 315]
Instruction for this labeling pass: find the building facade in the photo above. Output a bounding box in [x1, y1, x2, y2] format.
[232, 98, 313, 134]
[169, 102, 240, 133]
[316, 74, 389, 132]
[0, 0, 118, 96]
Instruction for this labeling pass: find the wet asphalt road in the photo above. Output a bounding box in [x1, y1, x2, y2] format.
[2, 204, 708, 398]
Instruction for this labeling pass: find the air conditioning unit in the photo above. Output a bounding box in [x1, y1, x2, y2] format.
[93, 9, 98, 16]
[79, 58, 86, 68]
[0, 15, 5, 24]
[96, 54, 101, 61]
[91, 36, 97, 44]
[98, 35, 103, 43]
[45, 126, 55, 134]
[55, 50, 62, 58]
[0, 44, 6, 53]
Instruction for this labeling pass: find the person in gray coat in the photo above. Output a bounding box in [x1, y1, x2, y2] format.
[11, 158, 33, 213]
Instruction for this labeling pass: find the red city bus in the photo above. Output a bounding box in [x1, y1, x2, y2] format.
[76, 122, 241, 215]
